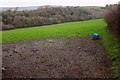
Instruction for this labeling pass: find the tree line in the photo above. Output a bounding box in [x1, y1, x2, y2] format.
[1, 6, 105, 30]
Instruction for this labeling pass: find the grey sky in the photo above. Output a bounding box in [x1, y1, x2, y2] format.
[0, 0, 119, 7]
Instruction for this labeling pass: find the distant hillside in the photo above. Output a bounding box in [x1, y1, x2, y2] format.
[1, 6, 105, 30]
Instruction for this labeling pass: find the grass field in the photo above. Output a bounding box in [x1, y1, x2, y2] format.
[2, 19, 106, 43]
[1, 19, 119, 78]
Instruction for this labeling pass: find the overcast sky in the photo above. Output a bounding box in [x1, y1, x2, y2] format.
[0, 0, 119, 7]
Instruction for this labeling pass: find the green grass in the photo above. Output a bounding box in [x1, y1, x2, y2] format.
[1, 19, 106, 43]
[102, 30, 120, 78]
[1, 19, 119, 78]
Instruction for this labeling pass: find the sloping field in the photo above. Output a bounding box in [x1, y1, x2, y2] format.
[2, 19, 106, 43]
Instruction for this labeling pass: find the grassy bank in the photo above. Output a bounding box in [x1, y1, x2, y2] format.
[102, 30, 120, 78]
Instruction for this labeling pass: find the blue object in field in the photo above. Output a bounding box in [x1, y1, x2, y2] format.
[92, 33, 99, 39]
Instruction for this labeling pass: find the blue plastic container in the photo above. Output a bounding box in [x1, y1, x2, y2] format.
[92, 33, 99, 39]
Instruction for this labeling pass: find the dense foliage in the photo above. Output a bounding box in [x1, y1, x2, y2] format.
[1, 6, 104, 30]
[104, 3, 120, 39]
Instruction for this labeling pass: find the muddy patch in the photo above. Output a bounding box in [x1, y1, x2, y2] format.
[2, 38, 113, 78]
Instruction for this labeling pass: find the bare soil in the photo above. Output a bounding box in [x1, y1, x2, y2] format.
[2, 38, 113, 78]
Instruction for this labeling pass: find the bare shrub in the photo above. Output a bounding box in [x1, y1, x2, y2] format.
[1, 25, 16, 30]
[104, 3, 120, 38]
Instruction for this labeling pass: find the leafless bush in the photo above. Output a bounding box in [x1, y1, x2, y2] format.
[104, 3, 120, 38]
[1, 25, 16, 30]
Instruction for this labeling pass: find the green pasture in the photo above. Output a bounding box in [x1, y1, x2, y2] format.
[2, 19, 106, 43]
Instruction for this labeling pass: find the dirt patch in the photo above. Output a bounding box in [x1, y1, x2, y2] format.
[2, 38, 113, 78]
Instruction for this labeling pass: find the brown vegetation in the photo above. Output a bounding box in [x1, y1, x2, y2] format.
[1, 6, 104, 30]
[1, 25, 15, 30]
[104, 3, 120, 39]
